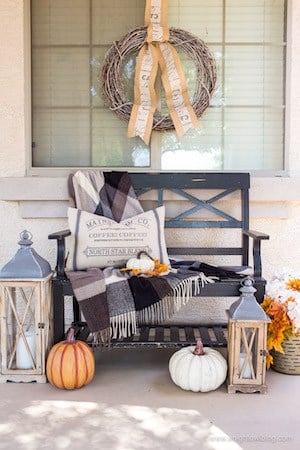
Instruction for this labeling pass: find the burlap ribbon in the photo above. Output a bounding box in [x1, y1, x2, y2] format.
[128, 0, 199, 145]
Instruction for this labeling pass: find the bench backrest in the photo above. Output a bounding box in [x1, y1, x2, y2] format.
[129, 172, 250, 266]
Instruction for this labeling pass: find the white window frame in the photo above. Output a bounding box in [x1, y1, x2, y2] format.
[25, 0, 289, 178]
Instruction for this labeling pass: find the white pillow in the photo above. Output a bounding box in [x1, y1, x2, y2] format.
[67, 206, 169, 270]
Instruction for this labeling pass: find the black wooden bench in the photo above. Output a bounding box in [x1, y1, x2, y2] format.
[48, 172, 269, 347]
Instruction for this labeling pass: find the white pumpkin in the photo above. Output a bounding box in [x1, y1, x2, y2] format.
[169, 338, 227, 392]
[126, 251, 155, 273]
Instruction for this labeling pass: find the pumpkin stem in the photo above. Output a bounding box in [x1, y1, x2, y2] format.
[193, 338, 205, 356]
[66, 327, 76, 343]
[137, 250, 154, 261]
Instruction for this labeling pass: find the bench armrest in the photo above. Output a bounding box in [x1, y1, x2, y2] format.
[243, 229, 269, 279]
[243, 229, 270, 240]
[48, 229, 70, 278]
[48, 229, 71, 240]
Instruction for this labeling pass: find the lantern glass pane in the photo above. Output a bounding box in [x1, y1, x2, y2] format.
[1, 287, 37, 371]
[238, 326, 258, 380]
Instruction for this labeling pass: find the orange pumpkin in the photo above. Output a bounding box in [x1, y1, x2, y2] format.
[46, 327, 95, 389]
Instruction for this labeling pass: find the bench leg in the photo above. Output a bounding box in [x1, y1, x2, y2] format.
[52, 280, 66, 344]
[254, 281, 266, 303]
[73, 296, 81, 323]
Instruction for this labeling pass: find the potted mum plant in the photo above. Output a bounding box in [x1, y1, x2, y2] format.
[261, 268, 300, 374]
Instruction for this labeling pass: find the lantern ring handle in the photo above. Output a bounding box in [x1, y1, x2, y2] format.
[18, 230, 33, 246]
[240, 276, 255, 287]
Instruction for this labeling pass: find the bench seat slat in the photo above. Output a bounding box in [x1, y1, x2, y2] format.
[184, 326, 195, 342]
[170, 326, 180, 343]
[213, 326, 228, 346]
[109, 325, 228, 349]
[198, 326, 212, 346]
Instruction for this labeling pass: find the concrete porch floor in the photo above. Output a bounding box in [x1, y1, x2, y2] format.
[0, 347, 299, 450]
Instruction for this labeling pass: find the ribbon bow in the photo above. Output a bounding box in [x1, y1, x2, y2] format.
[128, 0, 199, 145]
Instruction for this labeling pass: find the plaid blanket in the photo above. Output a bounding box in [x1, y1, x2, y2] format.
[68, 170, 143, 219]
[67, 265, 204, 345]
[66, 170, 239, 346]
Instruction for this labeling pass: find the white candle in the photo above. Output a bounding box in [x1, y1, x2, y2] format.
[16, 332, 36, 369]
[239, 352, 252, 379]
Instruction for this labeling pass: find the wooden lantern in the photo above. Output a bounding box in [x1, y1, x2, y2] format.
[227, 277, 270, 394]
[0, 231, 52, 383]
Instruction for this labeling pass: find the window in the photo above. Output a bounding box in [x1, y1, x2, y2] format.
[31, 0, 286, 171]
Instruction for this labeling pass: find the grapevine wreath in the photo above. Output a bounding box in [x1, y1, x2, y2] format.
[101, 26, 217, 133]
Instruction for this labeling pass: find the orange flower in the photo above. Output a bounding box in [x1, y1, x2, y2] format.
[261, 296, 298, 368]
[142, 259, 170, 276]
[286, 278, 300, 292]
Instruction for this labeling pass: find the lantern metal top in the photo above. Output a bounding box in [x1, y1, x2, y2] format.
[228, 277, 270, 322]
[0, 230, 52, 279]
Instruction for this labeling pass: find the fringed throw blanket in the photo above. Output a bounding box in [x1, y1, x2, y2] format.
[67, 265, 206, 345]
[66, 170, 241, 346]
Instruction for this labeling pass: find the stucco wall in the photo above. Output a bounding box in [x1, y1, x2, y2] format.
[1, 0, 300, 326]
[0, 0, 26, 178]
